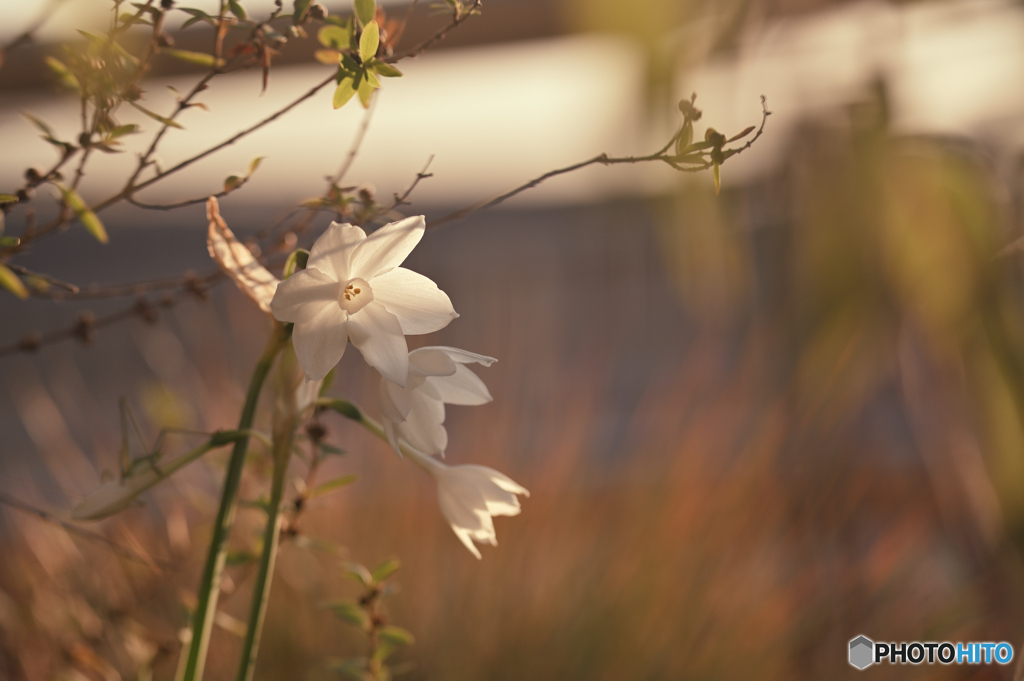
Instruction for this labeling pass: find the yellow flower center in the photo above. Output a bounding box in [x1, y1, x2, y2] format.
[338, 277, 373, 314]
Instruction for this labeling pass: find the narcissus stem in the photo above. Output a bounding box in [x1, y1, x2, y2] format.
[179, 324, 288, 681]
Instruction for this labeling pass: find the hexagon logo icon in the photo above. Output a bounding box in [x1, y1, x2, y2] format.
[849, 635, 874, 670]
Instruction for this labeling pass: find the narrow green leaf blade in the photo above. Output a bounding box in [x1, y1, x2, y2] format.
[333, 77, 356, 109]
[60, 184, 109, 243]
[343, 561, 372, 586]
[228, 0, 247, 19]
[0, 194, 18, 204]
[129, 101, 184, 129]
[311, 474, 357, 498]
[359, 21, 379, 63]
[712, 163, 720, 195]
[357, 75, 374, 108]
[162, 48, 225, 69]
[0, 264, 28, 299]
[318, 24, 351, 49]
[354, 0, 375, 27]
[370, 558, 399, 583]
[324, 601, 370, 630]
[371, 60, 402, 78]
[44, 57, 81, 90]
[378, 625, 414, 647]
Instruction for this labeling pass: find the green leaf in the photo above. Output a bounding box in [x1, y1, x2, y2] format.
[129, 102, 184, 129]
[21, 112, 65, 146]
[228, 0, 247, 20]
[162, 48, 225, 69]
[59, 184, 108, 243]
[311, 474, 357, 498]
[364, 68, 381, 89]
[318, 442, 345, 456]
[378, 625, 414, 647]
[318, 24, 351, 50]
[712, 162, 720, 196]
[224, 175, 242, 192]
[0, 264, 28, 300]
[343, 561, 372, 586]
[0, 195, 18, 204]
[340, 52, 360, 74]
[44, 57, 81, 90]
[282, 248, 310, 278]
[354, 0, 375, 27]
[329, 658, 369, 681]
[359, 21, 379, 63]
[324, 601, 370, 630]
[356, 76, 375, 108]
[109, 124, 140, 138]
[0, 237, 20, 248]
[370, 60, 402, 78]
[181, 10, 215, 29]
[248, 156, 265, 176]
[293, 0, 312, 23]
[332, 77, 356, 109]
[225, 549, 259, 565]
[314, 49, 342, 65]
[370, 558, 399, 583]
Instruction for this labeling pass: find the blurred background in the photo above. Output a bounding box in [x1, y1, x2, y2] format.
[3, 0, 1024, 679]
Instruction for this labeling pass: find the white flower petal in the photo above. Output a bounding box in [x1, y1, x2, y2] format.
[292, 304, 349, 381]
[425, 365, 493, 406]
[383, 418, 403, 457]
[400, 391, 447, 455]
[270, 268, 339, 323]
[409, 347, 458, 377]
[352, 215, 425, 278]
[348, 301, 409, 386]
[437, 347, 497, 367]
[308, 222, 366, 281]
[418, 458, 527, 559]
[380, 378, 413, 422]
[371, 267, 458, 335]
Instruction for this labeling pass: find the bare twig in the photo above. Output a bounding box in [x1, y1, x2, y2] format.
[332, 98, 379, 186]
[388, 155, 434, 211]
[384, 0, 482, 63]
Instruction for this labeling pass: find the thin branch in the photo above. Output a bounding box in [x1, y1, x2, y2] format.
[116, 73, 337, 201]
[429, 96, 772, 230]
[126, 175, 252, 211]
[332, 97, 379, 186]
[6, 264, 80, 293]
[384, 0, 482, 63]
[388, 155, 434, 211]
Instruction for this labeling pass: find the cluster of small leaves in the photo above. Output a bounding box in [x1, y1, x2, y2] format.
[317, 0, 403, 110]
[302, 183, 381, 223]
[325, 559, 414, 681]
[671, 94, 757, 195]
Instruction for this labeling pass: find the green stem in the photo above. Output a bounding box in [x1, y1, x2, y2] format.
[320, 398, 434, 474]
[179, 325, 288, 681]
[235, 418, 294, 681]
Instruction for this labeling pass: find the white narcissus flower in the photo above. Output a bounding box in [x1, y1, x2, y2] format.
[379, 346, 495, 457]
[270, 216, 457, 384]
[405, 448, 528, 559]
